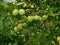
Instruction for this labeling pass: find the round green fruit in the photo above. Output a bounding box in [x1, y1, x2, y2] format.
[23, 23, 28, 28]
[27, 16, 33, 22]
[21, 15, 27, 19]
[10, 31, 15, 36]
[42, 15, 48, 20]
[18, 23, 23, 30]
[12, 9, 19, 16]
[14, 26, 18, 32]
[19, 9, 25, 15]
[34, 15, 41, 21]
[21, 15, 27, 22]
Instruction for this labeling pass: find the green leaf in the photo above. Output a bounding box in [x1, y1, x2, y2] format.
[0, 1, 7, 8]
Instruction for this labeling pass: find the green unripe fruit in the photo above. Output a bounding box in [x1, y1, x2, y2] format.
[12, 9, 19, 16]
[34, 15, 41, 21]
[27, 16, 33, 22]
[23, 23, 28, 28]
[42, 15, 48, 20]
[18, 23, 23, 30]
[14, 26, 18, 32]
[19, 9, 25, 15]
[10, 31, 15, 36]
[21, 15, 27, 22]
[21, 15, 27, 19]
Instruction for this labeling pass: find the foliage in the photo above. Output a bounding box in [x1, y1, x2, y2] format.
[0, 0, 60, 45]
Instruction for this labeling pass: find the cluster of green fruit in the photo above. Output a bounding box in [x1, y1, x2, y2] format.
[12, 8, 48, 21]
[27, 15, 41, 22]
[10, 8, 48, 36]
[12, 9, 25, 16]
[10, 23, 28, 36]
[27, 15, 48, 22]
